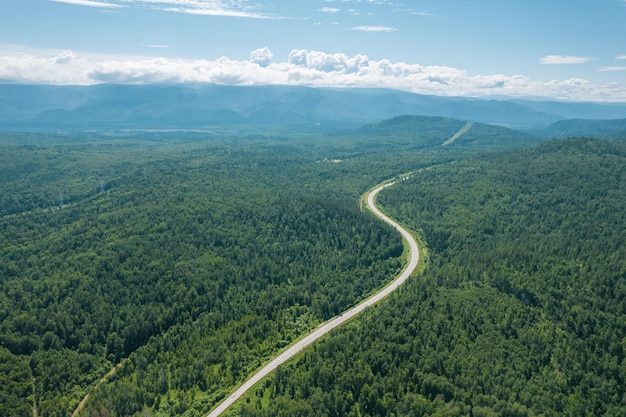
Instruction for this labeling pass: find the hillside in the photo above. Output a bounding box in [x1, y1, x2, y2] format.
[234, 138, 626, 417]
[3, 84, 626, 131]
[539, 117, 626, 139]
[0, 133, 413, 416]
[357, 115, 467, 144]
[509, 98, 626, 120]
[355, 115, 540, 150]
[1, 127, 624, 417]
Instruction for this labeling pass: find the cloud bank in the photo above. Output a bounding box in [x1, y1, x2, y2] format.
[1, 47, 625, 102]
[50, 0, 123, 8]
[48, 0, 274, 18]
[250, 47, 273, 68]
[540, 55, 594, 65]
[352, 26, 396, 32]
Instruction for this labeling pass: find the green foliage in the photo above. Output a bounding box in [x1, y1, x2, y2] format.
[450, 121, 540, 149]
[1, 131, 415, 416]
[4, 126, 620, 417]
[357, 115, 467, 148]
[237, 137, 626, 417]
[0, 347, 33, 417]
[540, 118, 626, 139]
[355, 115, 540, 150]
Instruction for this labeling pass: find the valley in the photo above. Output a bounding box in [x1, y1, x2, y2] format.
[4, 0, 626, 415]
[1, 111, 624, 417]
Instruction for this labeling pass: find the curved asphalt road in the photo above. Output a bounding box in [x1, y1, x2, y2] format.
[206, 179, 420, 417]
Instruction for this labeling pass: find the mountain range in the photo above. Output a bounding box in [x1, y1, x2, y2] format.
[2, 83, 626, 132]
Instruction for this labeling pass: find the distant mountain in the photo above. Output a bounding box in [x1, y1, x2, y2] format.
[358, 115, 467, 140]
[508, 99, 626, 121]
[356, 115, 539, 149]
[2, 83, 626, 131]
[450, 121, 541, 148]
[538, 118, 626, 139]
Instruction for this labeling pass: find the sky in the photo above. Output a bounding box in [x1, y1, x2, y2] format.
[1, 0, 626, 101]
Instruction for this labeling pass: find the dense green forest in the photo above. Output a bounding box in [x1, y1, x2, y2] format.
[2, 124, 623, 417]
[355, 116, 539, 150]
[1, 129, 444, 417]
[231, 137, 626, 417]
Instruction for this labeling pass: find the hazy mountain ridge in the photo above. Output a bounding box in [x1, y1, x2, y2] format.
[357, 115, 540, 149]
[508, 99, 626, 120]
[538, 117, 626, 139]
[3, 84, 626, 131]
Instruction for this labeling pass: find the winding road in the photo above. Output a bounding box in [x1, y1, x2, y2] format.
[442, 121, 473, 146]
[206, 178, 420, 417]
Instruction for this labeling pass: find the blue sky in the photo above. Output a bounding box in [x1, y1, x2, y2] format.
[2, 0, 626, 101]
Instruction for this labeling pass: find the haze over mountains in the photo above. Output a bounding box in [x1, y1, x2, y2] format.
[3, 84, 626, 132]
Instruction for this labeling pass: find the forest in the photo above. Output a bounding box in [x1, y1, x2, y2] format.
[230, 137, 626, 417]
[1, 124, 624, 416]
[0, 128, 437, 416]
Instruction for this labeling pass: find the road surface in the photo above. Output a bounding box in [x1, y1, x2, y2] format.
[72, 363, 123, 417]
[206, 179, 420, 417]
[442, 121, 473, 146]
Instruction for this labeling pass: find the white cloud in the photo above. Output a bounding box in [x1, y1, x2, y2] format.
[1, 46, 625, 101]
[48, 0, 274, 18]
[408, 10, 434, 17]
[250, 47, 273, 67]
[49, 0, 122, 7]
[324, 0, 391, 3]
[599, 66, 626, 72]
[288, 49, 369, 73]
[319, 7, 341, 13]
[352, 25, 396, 32]
[53, 50, 76, 64]
[616, 55, 626, 60]
[540, 55, 594, 65]
[162, 7, 269, 18]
